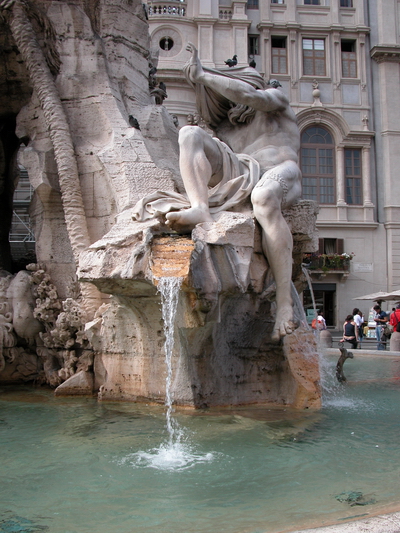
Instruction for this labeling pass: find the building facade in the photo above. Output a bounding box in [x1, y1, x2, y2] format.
[145, 0, 400, 328]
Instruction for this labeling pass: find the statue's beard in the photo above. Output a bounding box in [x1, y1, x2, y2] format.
[227, 104, 256, 125]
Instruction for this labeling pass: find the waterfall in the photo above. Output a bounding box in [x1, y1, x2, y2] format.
[301, 266, 343, 401]
[158, 276, 183, 445]
[128, 276, 214, 470]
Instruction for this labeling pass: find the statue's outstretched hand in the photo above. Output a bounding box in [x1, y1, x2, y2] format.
[186, 42, 204, 83]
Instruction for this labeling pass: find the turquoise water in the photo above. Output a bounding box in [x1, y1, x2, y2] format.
[1, 354, 400, 533]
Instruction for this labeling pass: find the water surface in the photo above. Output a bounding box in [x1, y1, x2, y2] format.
[1, 354, 400, 533]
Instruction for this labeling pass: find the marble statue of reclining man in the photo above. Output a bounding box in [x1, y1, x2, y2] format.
[134, 42, 302, 342]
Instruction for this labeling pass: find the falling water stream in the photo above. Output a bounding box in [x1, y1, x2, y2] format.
[159, 276, 182, 446]
[124, 276, 214, 471]
[302, 264, 318, 321]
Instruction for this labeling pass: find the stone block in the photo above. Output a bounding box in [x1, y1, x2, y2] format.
[54, 370, 94, 396]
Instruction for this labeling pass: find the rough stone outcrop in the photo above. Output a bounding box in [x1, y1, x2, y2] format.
[0, 0, 321, 409]
[0, 0, 181, 298]
[78, 204, 321, 409]
[0, 265, 91, 386]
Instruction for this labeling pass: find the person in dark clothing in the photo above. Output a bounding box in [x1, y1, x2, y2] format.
[340, 314, 358, 349]
[373, 304, 388, 350]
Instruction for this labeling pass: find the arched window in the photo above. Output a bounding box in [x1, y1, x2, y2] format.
[301, 126, 335, 204]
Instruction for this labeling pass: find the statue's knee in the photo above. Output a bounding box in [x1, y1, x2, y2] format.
[251, 186, 275, 208]
[178, 125, 202, 147]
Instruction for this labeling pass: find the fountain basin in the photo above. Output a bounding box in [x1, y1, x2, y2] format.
[1, 352, 400, 533]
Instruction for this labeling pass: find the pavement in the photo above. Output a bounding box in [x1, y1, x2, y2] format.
[289, 511, 400, 532]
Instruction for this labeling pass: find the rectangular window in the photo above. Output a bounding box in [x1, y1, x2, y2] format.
[301, 145, 335, 204]
[319, 238, 344, 255]
[249, 35, 259, 56]
[271, 0, 284, 3]
[341, 40, 357, 78]
[319, 177, 335, 204]
[345, 149, 362, 205]
[247, 0, 259, 8]
[302, 176, 318, 201]
[302, 176, 335, 204]
[303, 38, 326, 76]
[304, 0, 320, 4]
[340, 0, 353, 6]
[271, 37, 287, 74]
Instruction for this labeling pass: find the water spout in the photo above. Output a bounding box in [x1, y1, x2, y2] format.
[291, 281, 308, 328]
[336, 345, 354, 383]
[302, 264, 317, 325]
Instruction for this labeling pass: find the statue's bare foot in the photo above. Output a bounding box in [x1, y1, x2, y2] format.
[271, 305, 298, 343]
[166, 207, 213, 234]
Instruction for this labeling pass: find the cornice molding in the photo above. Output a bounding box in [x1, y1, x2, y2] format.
[317, 221, 379, 229]
[371, 45, 400, 64]
[256, 22, 369, 34]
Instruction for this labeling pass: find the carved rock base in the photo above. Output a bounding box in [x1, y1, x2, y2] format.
[78, 207, 321, 409]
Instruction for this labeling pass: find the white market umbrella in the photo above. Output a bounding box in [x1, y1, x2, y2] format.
[382, 289, 400, 301]
[353, 291, 392, 302]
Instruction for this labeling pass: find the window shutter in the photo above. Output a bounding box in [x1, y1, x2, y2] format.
[318, 238, 324, 254]
[336, 239, 344, 254]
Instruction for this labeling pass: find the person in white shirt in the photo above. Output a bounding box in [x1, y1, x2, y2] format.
[317, 311, 327, 330]
[352, 308, 364, 348]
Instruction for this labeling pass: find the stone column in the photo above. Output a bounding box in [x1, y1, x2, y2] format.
[332, 32, 342, 106]
[359, 35, 368, 106]
[289, 29, 299, 102]
[362, 146, 373, 207]
[336, 146, 346, 206]
[262, 28, 271, 81]
[231, 0, 249, 67]
[390, 331, 400, 352]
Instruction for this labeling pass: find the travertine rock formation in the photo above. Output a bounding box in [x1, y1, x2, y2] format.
[0, 0, 321, 408]
[78, 205, 321, 409]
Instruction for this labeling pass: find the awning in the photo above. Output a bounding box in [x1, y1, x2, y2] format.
[353, 290, 400, 302]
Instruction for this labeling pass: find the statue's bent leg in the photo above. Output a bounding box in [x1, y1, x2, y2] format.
[166, 126, 223, 232]
[251, 161, 301, 341]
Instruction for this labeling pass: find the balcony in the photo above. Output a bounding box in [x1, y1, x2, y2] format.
[303, 252, 353, 279]
[219, 8, 232, 20]
[147, 1, 187, 16]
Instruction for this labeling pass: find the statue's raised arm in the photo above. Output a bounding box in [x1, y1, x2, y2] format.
[184, 42, 289, 115]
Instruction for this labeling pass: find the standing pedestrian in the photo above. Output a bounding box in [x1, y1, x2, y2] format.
[390, 303, 400, 332]
[353, 308, 364, 348]
[373, 304, 388, 350]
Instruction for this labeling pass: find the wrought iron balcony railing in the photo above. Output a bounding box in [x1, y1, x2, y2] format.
[303, 253, 353, 275]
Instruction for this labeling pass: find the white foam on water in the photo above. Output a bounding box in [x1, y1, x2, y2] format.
[323, 396, 373, 410]
[120, 442, 216, 471]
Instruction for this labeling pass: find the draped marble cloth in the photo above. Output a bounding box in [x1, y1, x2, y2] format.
[133, 65, 267, 222]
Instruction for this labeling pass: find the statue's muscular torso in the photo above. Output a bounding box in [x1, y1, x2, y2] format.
[214, 96, 300, 173]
